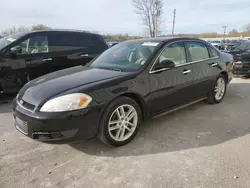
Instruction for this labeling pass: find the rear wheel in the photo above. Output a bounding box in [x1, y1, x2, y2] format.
[98, 97, 141, 147]
[206, 74, 227, 104]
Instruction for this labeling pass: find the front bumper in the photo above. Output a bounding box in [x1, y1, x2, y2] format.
[12, 98, 102, 143]
[233, 68, 250, 76]
[233, 62, 250, 76]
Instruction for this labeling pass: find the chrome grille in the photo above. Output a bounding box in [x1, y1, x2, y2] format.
[242, 62, 250, 68]
[15, 117, 28, 135]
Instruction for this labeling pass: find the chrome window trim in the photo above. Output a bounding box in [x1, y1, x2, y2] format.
[187, 56, 219, 65]
[149, 39, 219, 74]
[150, 67, 170, 74]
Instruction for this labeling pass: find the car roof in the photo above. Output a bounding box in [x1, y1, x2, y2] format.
[19, 29, 102, 36]
[242, 40, 250, 44]
[125, 37, 207, 43]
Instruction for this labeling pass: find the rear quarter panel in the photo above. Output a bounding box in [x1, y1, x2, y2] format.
[219, 52, 234, 82]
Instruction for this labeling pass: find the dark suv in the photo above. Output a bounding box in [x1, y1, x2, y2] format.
[226, 41, 250, 76]
[0, 30, 108, 93]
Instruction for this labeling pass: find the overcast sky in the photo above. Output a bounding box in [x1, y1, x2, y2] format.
[0, 0, 249, 35]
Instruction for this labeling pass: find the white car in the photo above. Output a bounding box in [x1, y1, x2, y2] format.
[210, 41, 220, 48]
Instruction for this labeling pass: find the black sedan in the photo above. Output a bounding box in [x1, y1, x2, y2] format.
[12, 37, 234, 147]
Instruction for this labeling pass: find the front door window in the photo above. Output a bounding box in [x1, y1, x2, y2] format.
[12, 35, 48, 55]
[156, 42, 187, 67]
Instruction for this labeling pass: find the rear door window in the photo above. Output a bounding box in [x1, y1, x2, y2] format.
[79, 34, 108, 52]
[49, 32, 107, 53]
[186, 41, 210, 62]
[49, 32, 84, 52]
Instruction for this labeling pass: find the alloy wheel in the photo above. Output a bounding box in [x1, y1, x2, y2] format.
[108, 104, 138, 142]
[214, 77, 226, 101]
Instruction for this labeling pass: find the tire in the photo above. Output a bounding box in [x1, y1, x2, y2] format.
[205, 74, 227, 104]
[98, 96, 142, 147]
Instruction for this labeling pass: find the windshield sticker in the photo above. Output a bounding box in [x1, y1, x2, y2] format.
[142, 42, 159, 46]
[7, 38, 16, 42]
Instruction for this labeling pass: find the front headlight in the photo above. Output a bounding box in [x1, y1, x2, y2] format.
[40, 93, 92, 112]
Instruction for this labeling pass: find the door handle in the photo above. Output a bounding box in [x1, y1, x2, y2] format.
[42, 58, 52, 61]
[183, 69, 191, 75]
[210, 62, 218, 67]
[80, 54, 89, 57]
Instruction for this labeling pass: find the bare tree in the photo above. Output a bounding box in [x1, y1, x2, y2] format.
[228, 29, 239, 37]
[1, 26, 30, 36]
[32, 24, 51, 31]
[132, 0, 163, 37]
[244, 24, 250, 32]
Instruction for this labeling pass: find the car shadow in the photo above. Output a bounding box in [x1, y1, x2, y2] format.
[70, 82, 250, 157]
[0, 94, 15, 113]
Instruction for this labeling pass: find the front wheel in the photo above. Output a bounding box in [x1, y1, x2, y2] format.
[98, 97, 142, 147]
[206, 74, 227, 104]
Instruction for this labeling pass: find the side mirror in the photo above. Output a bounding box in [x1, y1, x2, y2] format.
[10, 46, 22, 55]
[155, 59, 175, 70]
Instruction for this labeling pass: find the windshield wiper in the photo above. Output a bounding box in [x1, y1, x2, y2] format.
[94, 66, 123, 72]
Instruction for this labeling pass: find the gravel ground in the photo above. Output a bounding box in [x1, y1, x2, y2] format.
[1, 78, 250, 188]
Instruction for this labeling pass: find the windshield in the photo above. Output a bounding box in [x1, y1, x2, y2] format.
[90, 40, 159, 71]
[231, 40, 240, 43]
[0, 33, 24, 50]
[233, 43, 245, 51]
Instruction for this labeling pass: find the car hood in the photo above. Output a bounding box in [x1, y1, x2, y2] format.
[18, 66, 131, 106]
[225, 50, 238, 54]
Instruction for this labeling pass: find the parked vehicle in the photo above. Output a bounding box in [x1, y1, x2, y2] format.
[226, 41, 250, 76]
[13, 37, 233, 147]
[0, 30, 108, 93]
[209, 40, 221, 49]
[223, 40, 243, 51]
[217, 40, 232, 51]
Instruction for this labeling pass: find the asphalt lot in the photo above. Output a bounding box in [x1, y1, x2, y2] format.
[1, 78, 250, 188]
